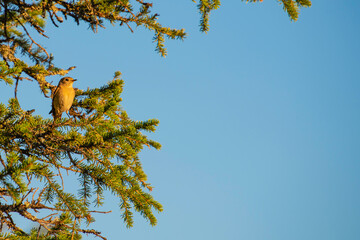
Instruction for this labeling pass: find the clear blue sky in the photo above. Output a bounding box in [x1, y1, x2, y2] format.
[1, 1, 360, 239]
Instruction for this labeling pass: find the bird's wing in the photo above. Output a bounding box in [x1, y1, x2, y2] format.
[49, 85, 60, 114]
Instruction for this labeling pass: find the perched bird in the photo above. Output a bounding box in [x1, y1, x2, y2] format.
[49, 77, 77, 120]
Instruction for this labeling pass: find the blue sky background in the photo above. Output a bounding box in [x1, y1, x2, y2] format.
[1, 0, 360, 239]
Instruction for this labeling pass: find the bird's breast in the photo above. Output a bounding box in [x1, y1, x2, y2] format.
[53, 86, 75, 112]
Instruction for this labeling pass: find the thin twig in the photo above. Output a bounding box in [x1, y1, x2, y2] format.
[21, 188, 34, 202]
[32, 187, 39, 202]
[57, 167, 65, 190]
[71, 218, 77, 240]
[14, 17, 50, 60]
[124, 22, 134, 33]
[3, 2, 8, 39]
[89, 210, 112, 214]
[40, 213, 57, 221]
[37, 224, 42, 238]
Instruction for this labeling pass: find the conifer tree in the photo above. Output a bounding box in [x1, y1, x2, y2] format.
[0, 0, 311, 239]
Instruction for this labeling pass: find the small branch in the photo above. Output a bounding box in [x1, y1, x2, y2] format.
[21, 188, 34, 202]
[32, 188, 39, 202]
[48, 10, 60, 27]
[0, 155, 6, 168]
[2, 212, 26, 234]
[0, 188, 10, 197]
[37, 187, 48, 203]
[57, 167, 65, 190]
[14, 17, 50, 60]
[40, 212, 57, 221]
[124, 22, 134, 33]
[18, 210, 53, 232]
[0, 195, 8, 202]
[71, 218, 77, 240]
[78, 228, 107, 240]
[43, 175, 78, 218]
[36, 224, 42, 238]
[3, 2, 9, 39]
[26, 172, 33, 187]
[89, 210, 112, 214]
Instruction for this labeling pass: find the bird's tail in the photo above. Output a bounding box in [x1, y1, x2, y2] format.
[49, 107, 61, 120]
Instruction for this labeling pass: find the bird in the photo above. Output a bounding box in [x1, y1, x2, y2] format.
[49, 77, 77, 120]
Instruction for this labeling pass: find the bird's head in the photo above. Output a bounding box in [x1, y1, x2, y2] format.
[59, 77, 77, 87]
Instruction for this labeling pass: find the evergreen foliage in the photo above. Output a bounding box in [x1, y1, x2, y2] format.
[0, 0, 311, 239]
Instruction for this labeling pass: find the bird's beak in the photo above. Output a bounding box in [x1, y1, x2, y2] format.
[72, 79, 77, 82]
